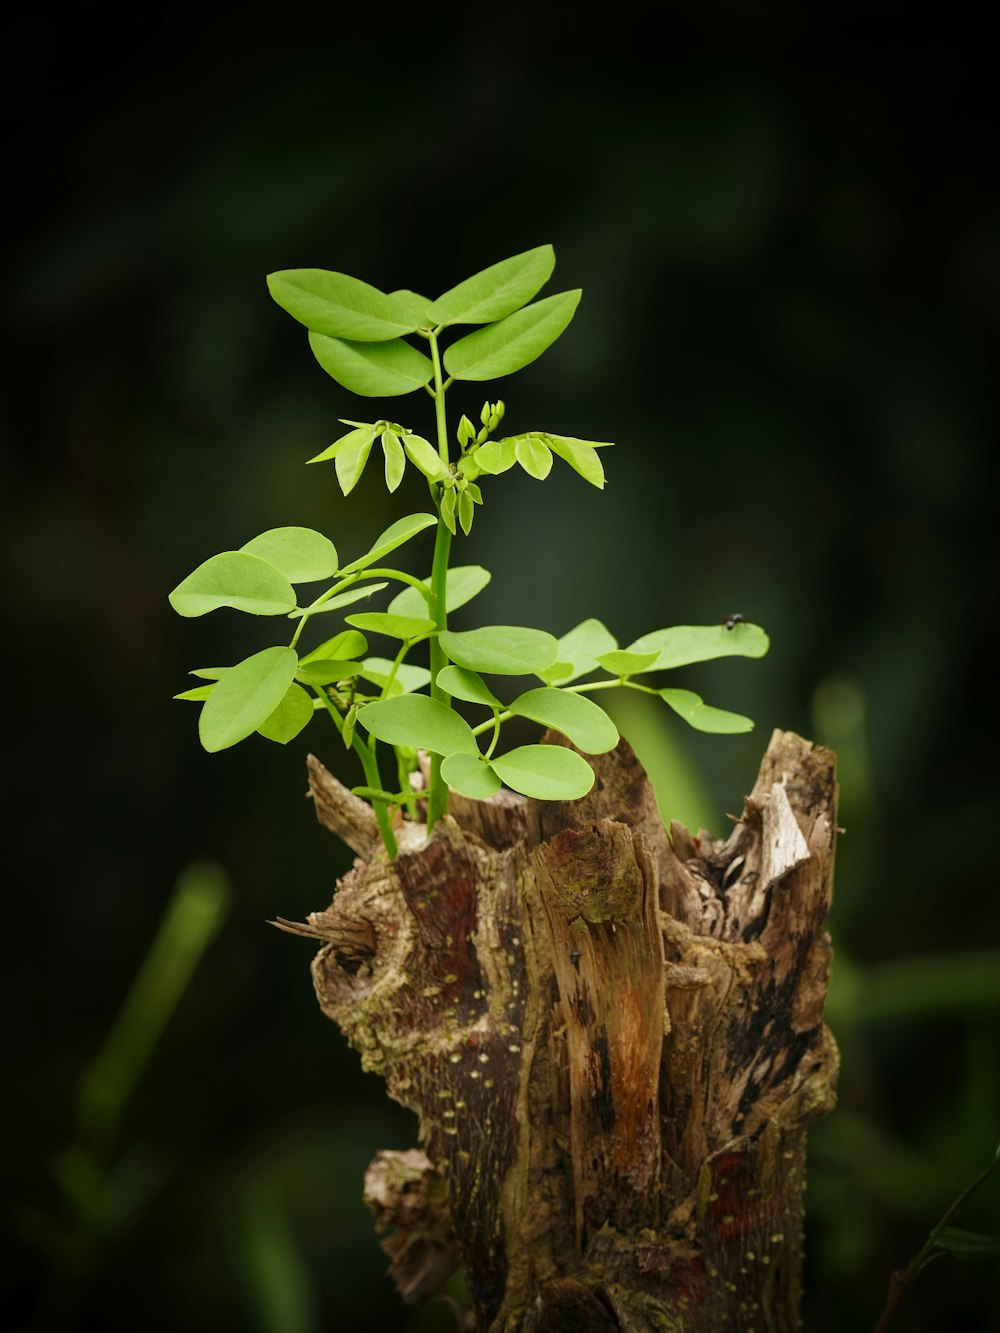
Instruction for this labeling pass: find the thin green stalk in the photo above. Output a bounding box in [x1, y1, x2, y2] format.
[312, 687, 397, 857]
[426, 331, 452, 831]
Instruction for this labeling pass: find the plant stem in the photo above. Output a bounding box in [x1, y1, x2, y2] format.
[313, 687, 397, 857]
[426, 332, 452, 831]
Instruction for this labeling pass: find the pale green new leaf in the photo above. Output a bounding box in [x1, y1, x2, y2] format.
[491, 745, 594, 800]
[382, 430, 406, 492]
[174, 685, 215, 702]
[387, 565, 491, 618]
[436, 666, 501, 707]
[346, 612, 436, 640]
[402, 432, 449, 481]
[267, 269, 424, 341]
[257, 682, 314, 744]
[659, 688, 754, 734]
[509, 688, 619, 754]
[199, 647, 298, 752]
[240, 527, 338, 582]
[358, 695, 479, 756]
[441, 753, 502, 800]
[474, 437, 517, 474]
[358, 658, 432, 695]
[458, 488, 475, 534]
[441, 487, 457, 534]
[307, 424, 376, 466]
[443, 291, 582, 381]
[335, 429, 376, 495]
[340, 513, 437, 574]
[440, 626, 559, 675]
[540, 619, 619, 684]
[427, 245, 555, 326]
[628, 623, 770, 670]
[596, 649, 660, 676]
[169, 552, 296, 618]
[299, 630, 368, 663]
[309, 331, 434, 397]
[545, 434, 611, 489]
[189, 667, 230, 680]
[515, 435, 553, 480]
[288, 582, 388, 618]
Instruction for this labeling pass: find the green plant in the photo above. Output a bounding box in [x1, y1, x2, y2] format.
[169, 244, 769, 857]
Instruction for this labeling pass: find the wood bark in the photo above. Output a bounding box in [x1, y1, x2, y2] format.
[286, 729, 839, 1331]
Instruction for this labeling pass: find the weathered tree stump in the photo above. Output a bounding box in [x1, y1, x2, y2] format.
[282, 729, 838, 1331]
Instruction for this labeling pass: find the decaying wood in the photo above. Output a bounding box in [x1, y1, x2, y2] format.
[294, 730, 839, 1331]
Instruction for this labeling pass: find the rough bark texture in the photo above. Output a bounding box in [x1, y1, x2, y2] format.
[291, 729, 838, 1331]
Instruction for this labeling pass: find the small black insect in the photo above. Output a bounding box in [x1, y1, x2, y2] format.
[724, 613, 745, 631]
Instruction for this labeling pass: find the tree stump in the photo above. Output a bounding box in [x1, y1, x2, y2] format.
[282, 729, 839, 1331]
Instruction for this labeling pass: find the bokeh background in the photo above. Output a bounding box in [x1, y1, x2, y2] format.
[4, 9, 998, 1331]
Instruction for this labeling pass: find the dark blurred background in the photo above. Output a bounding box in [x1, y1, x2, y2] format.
[3, 8, 998, 1331]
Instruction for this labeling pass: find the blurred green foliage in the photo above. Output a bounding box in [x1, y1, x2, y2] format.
[3, 10, 998, 1332]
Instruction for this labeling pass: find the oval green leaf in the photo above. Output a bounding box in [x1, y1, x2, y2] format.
[257, 682, 314, 744]
[309, 330, 434, 397]
[443, 290, 582, 381]
[491, 745, 595, 800]
[402, 431, 449, 481]
[474, 437, 518, 474]
[441, 752, 502, 800]
[509, 688, 619, 754]
[240, 527, 338, 582]
[295, 660, 364, 686]
[340, 513, 437, 574]
[288, 582, 388, 618]
[427, 245, 555, 327]
[358, 695, 479, 756]
[628, 623, 770, 670]
[382, 431, 406, 492]
[335, 429, 376, 496]
[440, 626, 559, 675]
[515, 435, 553, 480]
[358, 658, 432, 696]
[169, 551, 296, 618]
[659, 688, 754, 734]
[299, 630, 368, 663]
[307, 424, 377, 467]
[174, 684, 215, 702]
[387, 565, 491, 618]
[436, 666, 501, 707]
[267, 269, 423, 341]
[545, 434, 612, 489]
[540, 619, 619, 684]
[345, 612, 436, 640]
[199, 647, 298, 752]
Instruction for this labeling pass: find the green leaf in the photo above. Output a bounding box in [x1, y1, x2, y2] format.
[334, 426, 378, 495]
[659, 688, 754, 734]
[458, 488, 475, 535]
[382, 430, 406, 492]
[358, 658, 431, 695]
[515, 435, 553, 480]
[307, 424, 377, 466]
[401, 432, 449, 481]
[387, 565, 491, 618]
[441, 752, 502, 800]
[436, 666, 501, 707]
[299, 630, 367, 663]
[288, 583, 388, 619]
[340, 513, 437, 574]
[440, 626, 559, 675]
[934, 1227, 1000, 1261]
[628, 623, 771, 670]
[474, 437, 518, 474]
[169, 552, 296, 618]
[540, 619, 619, 684]
[189, 667, 230, 680]
[267, 269, 424, 341]
[595, 649, 660, 676]
[199, 647, 298, 753]
[509, 688, 619, 754]
[545, 434, 611, 489]
[491, 745, 595, 800]
[257, 682, 314, 744]
[295, 660, 364, 686]
[387, 289, 432, 326]
[441, 487, 457, 534]
[240, 527, 338, 582]
[427, 245, 555, 326]
[443, 291, 582, 381]
[358, 695, 479, 756]
[309, 331, 434, 397]
[174, 685, 215, 702]
[345, 612, 436, 640]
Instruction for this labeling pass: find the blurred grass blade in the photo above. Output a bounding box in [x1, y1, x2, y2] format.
[827, 950, 1000, 1028]
[76, 862, 230, 1153]
[241, 1184, 318, 1333]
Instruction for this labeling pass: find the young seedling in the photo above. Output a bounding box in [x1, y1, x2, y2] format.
[169, 244, 770, 858]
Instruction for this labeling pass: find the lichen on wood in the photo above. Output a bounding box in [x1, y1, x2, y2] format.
[289, 729, 839, 1331]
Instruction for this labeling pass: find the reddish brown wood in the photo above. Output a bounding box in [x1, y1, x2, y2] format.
[291, 729, 839, 1331]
